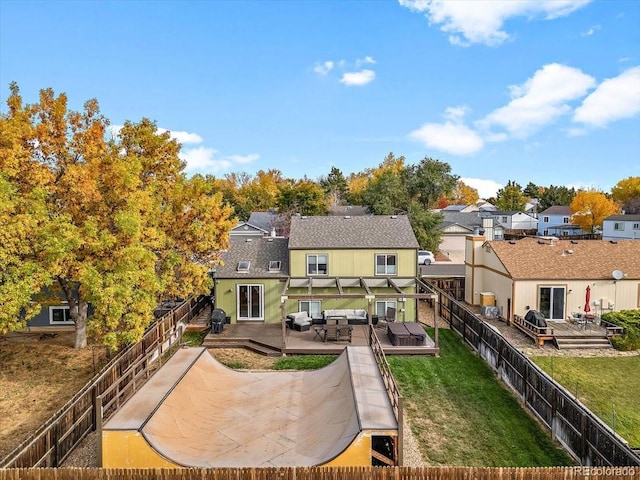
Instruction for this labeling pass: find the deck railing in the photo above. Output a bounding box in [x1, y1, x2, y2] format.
[369, 325, 404, 466]
[435, 288, 639, 467]
[0, 296, 208, 468]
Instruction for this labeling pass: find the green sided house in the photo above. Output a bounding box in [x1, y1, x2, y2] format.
[214, 215, 432, 327]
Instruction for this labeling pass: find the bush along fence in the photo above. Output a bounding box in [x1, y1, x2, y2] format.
[0, 296, 208, 469]
[433, 287, 640, 467]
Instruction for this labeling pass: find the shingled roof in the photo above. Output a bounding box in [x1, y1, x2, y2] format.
[488, 238, 640, 280]
[216, 237, 289, 278]
[539, 206, 571, 216]
[288, 215, 419, 250]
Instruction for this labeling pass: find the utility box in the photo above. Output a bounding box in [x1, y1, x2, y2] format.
[480, 292, 495, 307]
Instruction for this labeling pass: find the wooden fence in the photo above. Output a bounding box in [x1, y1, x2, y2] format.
[0, 466, 638, 480]
[0, 296, 208, 469]
[369, 326, 403, 466]
[434, 287, 640, 467]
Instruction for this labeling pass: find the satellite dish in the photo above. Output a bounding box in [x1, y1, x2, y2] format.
[612, 270, 625, 280]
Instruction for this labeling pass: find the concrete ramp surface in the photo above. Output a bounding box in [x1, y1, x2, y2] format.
[102, 346, 397, 467]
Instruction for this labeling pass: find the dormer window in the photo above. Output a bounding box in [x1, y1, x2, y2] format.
[268, 260, 281, 272]
[237, 261, 250, 272]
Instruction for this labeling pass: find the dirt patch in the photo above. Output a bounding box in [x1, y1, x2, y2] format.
[0, 332, 108, 459]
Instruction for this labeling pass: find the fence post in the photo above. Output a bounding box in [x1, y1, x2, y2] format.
[397, 396, 404, 467]
[95, 393, 103, 468]
[580, 413, 588, 465]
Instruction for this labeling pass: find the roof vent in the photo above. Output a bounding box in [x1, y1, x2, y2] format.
[246, 238, 252, 242]
[344, 216, 351, 219]
[391, 215, 397, 219]
[571, 240, 579, 244]
[267, 238, 274, 242]
[610, 240, 618, 244]
[301, 215, 307, 219]
[565, 249, 574, 255]
[509, 240, 516, 245]
[538, 239, 546, 245]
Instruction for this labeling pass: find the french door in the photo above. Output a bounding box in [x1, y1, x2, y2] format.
[237, 284, 264, 321]
[539, 286, 565, 320]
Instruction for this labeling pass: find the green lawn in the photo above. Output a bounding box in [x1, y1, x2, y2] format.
[388, 330, 572, 466]
[532, 355, 640, 447]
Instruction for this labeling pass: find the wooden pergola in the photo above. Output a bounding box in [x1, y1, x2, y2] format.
[279, 276, 439, 350]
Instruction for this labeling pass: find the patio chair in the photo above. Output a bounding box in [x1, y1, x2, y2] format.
[337, 316, 353, 342]
[323, 317, 339, 342]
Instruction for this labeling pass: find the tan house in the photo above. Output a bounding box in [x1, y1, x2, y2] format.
[465, 236, 640, 322]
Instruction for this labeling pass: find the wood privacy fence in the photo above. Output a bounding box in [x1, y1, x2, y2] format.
[433, 287, 640, 467]
[0, 296, 208, 469]
[369, 326, 403, 465]
[0, 466, 638, 480]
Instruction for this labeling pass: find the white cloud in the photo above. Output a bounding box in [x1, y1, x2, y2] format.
[355, 56, 376, 67]
[409, 121, 484, 155]
[108, 125, 202, 144]
[156, 128, 202, 144]
[398, 0, 591, 46]
[580, 24, 600, 36]
[573, 66, 640, 127]
[444, 105, 470, 121]
[460, 177, 503, 199]
[479, 63, 596, 137]
[313, 60, 334, 75]
[180, 147, 260, 173]
[340, 69, 376, 86]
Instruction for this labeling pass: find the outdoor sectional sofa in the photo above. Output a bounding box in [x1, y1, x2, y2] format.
[322, 309, 378, 326]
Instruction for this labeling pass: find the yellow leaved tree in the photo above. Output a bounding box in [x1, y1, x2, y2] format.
[570, 189, 619, 233]
[0, 83, 234, 349]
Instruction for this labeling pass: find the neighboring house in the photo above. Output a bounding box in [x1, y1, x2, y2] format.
[440, 204, 478, 213]
[215, 215, 425, 323]
[438, 212, 504, 263]
[229, 211, 287, 238]
[602, 214, 640, 240]
[476, 200, 496, 211]
[25, 287, 94, 332]
[465, 236, 640, 322]
[537, 206, 588, 237]
[483, 210, 538, 232]
[524, 199, 539, 217]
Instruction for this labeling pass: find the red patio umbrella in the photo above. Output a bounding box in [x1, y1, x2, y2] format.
[584, 285, 591, 313]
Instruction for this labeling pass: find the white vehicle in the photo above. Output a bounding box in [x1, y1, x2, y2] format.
[418, 250, 435, 265]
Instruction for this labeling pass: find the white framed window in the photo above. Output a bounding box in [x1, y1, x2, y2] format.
[633, 223, 640, 230]
[299, 300, 321, 317]
[375, 254, 397, 275]
[614, 222, 625, 231]
[307, 254, 328, 275]
[49, 306, 74, 325]
[501, 216, 508, 223]
[237, 284, 264, 320]
[543, 216, 550, 223]
[375, 300, 397, 319]
[563, 217, 569, 224]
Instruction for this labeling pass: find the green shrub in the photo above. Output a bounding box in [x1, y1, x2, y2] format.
[602, 310, 640, 351]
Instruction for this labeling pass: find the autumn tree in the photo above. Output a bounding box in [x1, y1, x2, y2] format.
[407, 157, 459, 210]
[319, 166, 349, 206]
[611, 176, 640, 214]
[449, 180, 479, 205]
[495, 180, 526, 211]
[0, 84, 234, 349]
[277, 178, 328, 216]
[570, 189, 619, 233]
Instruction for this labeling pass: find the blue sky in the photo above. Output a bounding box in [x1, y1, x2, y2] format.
[1, 0, 639, 198]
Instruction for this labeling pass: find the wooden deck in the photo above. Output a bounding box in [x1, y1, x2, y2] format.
[203, 322, 439, 356]
[513, 315, 614, 349]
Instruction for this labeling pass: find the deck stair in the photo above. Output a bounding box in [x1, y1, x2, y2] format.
[203, 336, 282, 357]
[185, 305, 212, 332]
[554, 335, 612, 349]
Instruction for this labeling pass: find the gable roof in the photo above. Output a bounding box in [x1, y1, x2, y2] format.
[441, 205, 468, 212]
[288, 215, 419, 249]
[440, 212, 484, 229]
[488, 238, 640, 280]
[539, 206, 571, 216]
[230, 222, 269, 235]
[604, 214, 640, 222]
[216, 237, 289, 278]
[247, 211, 285, 234]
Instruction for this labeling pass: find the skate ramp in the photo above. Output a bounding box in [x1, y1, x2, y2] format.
[102, 346, 397, 467]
